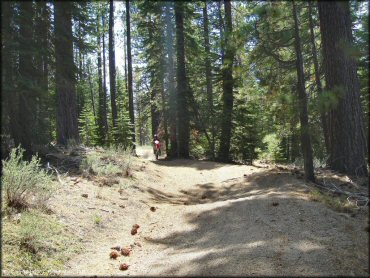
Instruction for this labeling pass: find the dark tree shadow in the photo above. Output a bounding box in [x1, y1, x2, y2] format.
[152, 158, 232, 171]
[142, 170, 369, 276]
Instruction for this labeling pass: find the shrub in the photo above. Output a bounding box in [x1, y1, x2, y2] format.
[258, 133, 284, 162]
[2, 209, 82, 275]
[2, 146, 55, 210]
[80, 145, 134, 177]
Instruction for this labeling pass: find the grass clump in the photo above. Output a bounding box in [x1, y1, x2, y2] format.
[2, 146, 55, 211]
[80, 145, 134, 178]
[2, 209, 81, 276]
[309, 189, 357, 213]
[93, 214, 102, 225]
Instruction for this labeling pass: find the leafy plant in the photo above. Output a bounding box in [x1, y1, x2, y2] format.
[93, 214, 102, 225]
[2, 146, 55, 210]
[258, 133, 284, 162]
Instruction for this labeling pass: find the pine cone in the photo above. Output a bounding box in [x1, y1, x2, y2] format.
[132, 224, 140, 229]
[109, 250, 119, 259]
[131, 228, 137, 235]
[121, 247, 131, 256]
[119, 263, 129, 271]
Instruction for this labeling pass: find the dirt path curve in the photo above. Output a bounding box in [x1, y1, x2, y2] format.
[62, 147, 368, 276]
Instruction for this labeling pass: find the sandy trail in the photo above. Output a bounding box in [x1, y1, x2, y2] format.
[61, 147, 368, 276]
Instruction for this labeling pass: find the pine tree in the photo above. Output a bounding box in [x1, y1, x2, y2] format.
[126, 0, 136, 149]
[218, 0, 235, 162]
[175, 1, 190, 158]
[318, 1, 368, 176]
[54, 1, 79, 145]
[292, 0, 315, 181]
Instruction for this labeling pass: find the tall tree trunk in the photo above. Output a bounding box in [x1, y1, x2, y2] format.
[102, 13, 108, 123]
[109, 0, 118, 129]
[203, 2, 215, 159]
[165, 2, 178, 158]
[1, 1, 19, 147]
[218, 1, 225, 64]
[174, 1, 190, 158]
[54, 1, 79, 145]
[18, 1, 35, 153]
[126, 0, 136, 150]
[292, 0, 315, 181]
[150, 70, 160, 139]
[34, 1, 50, 144]
[159, 76, 169, 155]
[318, 1, 368, 176]
[308, 1, 330, 156]
[87, 61, 96, 119]
[218, 0, 234, 162]
[97, 15, 108, 144]
[122, 11, 128, 93]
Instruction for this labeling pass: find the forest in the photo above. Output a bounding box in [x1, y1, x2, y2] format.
[1, 1, 369, 276]
[1, 0, 369, 179]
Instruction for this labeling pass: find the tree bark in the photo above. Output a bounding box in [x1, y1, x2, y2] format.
[34, 1, 50, 144]
[102, 13, 108, 127]
[292, 0, 315, 181]
[318, 1, 368, 176]
[54, 1, 79, 145]
[218, 0, 235, 162]
[203, 2, 215, 160]
[87, 61, 96, 119]
[165, 2, 178, 158]
[109, 0, 118, 129]
[18, 1, 36, 153]
[97, 14, 108, 144]
[1, 1, 20, 147]
[308, 1, 330, 156]
[218, 1, 225, 64]
[126, 0, 136, 149]
[174, 1, 190, 158]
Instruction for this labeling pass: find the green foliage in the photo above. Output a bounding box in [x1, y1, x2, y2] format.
[79, 105, 99, 146]
[309, 189, 356, 213]
[93, 213, 102, 225]
[2, 209, 81, 276]
[258, 133, 284, 162]
[80, 152, 121, 177]
[231, 84, 263, 164]
[80, 145, 134, 177]
[2, 146, 55, 210]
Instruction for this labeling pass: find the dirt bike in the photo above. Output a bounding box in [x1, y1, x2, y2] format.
[154, 140, 161, 160]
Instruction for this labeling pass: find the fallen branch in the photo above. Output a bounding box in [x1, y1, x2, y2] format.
[314, 178, 369, 208]
[87, 207, 110, 213]
[47, 162, 66, 186]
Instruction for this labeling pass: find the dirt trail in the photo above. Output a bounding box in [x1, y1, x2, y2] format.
[60, 147, 368, 276]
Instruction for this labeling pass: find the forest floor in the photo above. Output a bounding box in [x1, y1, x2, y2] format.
[46, 146, 369, 276]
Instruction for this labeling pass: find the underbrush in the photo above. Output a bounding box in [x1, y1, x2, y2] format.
[1, 146, 82, 276]
[2, 146, 56, 211]
[308, 189, 357, 213]
[80, 145, 134, 178]
[2, 210, 81, 276]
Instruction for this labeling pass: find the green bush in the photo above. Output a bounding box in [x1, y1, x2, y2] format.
[258, 133, 284, 162]
[80, 145, 134, 177]
[2, 146, 55, 210]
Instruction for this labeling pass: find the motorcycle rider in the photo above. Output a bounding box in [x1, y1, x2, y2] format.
[153, 134, 161, 156]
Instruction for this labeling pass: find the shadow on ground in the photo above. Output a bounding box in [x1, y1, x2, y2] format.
[142, 170, 368, 276]
[146, 170, 306, 205]
[152, 158, 229, 171]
